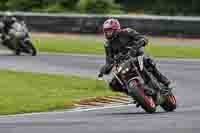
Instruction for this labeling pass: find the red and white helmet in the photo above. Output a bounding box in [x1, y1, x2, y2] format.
[103, 18, 121, 33]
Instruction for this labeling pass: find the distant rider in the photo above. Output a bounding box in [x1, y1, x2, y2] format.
[0, 11, 23, 51]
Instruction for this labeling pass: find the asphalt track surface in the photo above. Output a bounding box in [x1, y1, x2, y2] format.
[0, 51, 200, 133]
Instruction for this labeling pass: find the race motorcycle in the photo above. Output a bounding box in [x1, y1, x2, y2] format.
[0, 21, 37, 56]
[99, 49, 176, 113]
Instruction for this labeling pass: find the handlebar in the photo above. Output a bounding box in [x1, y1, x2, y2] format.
[113, 49, 137, 64]
[113, 53, 128, 63]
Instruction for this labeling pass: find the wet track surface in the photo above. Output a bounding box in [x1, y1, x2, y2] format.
[0, 52, 200, 133]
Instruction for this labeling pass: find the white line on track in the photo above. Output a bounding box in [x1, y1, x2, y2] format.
[0, 104, 134, 118]
[1, 103, 200, 118]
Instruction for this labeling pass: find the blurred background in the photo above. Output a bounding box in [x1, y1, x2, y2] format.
[0, 0, 200, 116]
[0, 0, 200, 16]
[0, 0, 200, 37]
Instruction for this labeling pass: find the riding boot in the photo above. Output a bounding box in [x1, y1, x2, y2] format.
[152, 67, 170, 87]
[144, 56, 172, 95]
[152, 67, 173, 95]
[143, 56, 170, 86]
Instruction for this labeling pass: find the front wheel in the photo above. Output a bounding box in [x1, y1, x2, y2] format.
[128, 79, 156, 113]
[160, 93, 177, 112]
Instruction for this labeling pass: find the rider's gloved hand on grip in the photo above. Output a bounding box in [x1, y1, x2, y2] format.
[98, 73, 103, 78]
[97, 73, 104, 80]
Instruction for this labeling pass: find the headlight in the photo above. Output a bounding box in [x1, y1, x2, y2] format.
[122, 70, 126, 74]
[122, 68, 129, 74]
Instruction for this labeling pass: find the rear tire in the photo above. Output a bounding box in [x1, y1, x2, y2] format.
[28, 42, 37, 56]
[128, 79, 156, 113]
[160, 93, 176, 112]
[23, 41, 37, 56]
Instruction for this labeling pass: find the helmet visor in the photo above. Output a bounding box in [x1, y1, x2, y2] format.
[103, 28, 114, 32]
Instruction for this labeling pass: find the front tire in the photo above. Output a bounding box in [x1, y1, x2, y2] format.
[128, 79, 156, 113]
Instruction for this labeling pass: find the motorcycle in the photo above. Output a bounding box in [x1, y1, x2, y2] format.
[0, 21, 37, 56]
[99, 50, 176, 113]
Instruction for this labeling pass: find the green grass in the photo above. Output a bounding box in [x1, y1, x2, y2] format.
[33, 36, 200, 58]
[33, 37, 104, 54]
[0, 70, 117, 115]
[145, 45, 200, 58]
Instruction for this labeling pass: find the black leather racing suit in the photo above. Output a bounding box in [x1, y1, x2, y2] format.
[99, 28, 170, 93]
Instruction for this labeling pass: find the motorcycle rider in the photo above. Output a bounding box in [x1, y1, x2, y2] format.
[0, 11, 21, 52]
[98, 18, 172, 95]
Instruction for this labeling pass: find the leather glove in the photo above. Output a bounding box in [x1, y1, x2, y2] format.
[97, 73, 104, 80]
[98, 73, 103, 78]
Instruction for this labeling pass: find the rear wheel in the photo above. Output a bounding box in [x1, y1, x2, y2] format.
[27, 41, 37, 56]
[22, 41, 37, 56]
[128, 79, 156, 113]
[12, 42, 21, 56]
[160, 93, 176, 112]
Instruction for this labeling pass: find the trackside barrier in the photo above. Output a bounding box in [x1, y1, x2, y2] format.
[0, 12, 200, 37]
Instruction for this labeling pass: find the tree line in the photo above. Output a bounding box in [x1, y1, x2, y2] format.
[0, 0, 199, 16]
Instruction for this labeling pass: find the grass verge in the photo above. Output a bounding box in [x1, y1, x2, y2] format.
[33, 36, 200, 58]
[0, 70, 117, 115]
